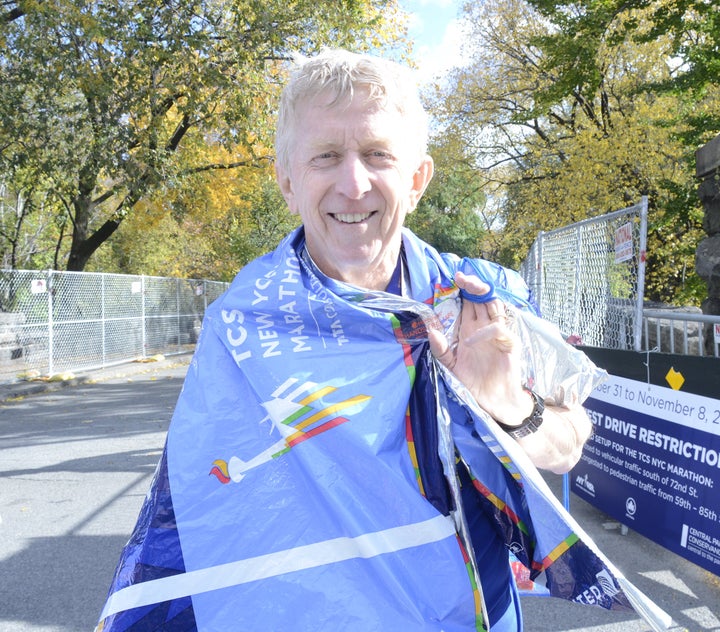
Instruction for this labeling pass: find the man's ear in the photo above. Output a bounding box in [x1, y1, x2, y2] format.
[275, 162, 299, 215]
[408, 155, 434, 211]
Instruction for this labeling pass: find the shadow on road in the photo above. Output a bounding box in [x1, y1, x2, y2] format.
[1, 533, 131, 631]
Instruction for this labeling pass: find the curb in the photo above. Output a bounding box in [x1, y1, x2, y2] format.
[0, 375, 91, 402]
[0, 353, 192, 403]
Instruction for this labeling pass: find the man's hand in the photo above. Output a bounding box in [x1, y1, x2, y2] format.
[428, 271, 532, 426]
[428, 271, 593, 474]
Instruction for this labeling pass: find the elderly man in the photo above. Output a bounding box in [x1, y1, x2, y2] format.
[97, 50, 666, 632]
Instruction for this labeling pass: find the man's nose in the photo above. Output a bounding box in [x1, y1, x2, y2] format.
[336, 155, 372, 199]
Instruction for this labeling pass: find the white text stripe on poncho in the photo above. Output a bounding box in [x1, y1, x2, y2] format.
[101, 513, 456, 620]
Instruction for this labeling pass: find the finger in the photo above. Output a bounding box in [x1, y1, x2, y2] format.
[428, 326, 455, 367]
[455, 271, 506, 326]
[455, 272, 489, 327]
[465, 324, 516, 353]
[455, 271, 492, 297]
[484, 299, 507, 325]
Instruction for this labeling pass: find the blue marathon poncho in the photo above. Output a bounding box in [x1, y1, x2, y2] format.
[97, 228, 671, 631]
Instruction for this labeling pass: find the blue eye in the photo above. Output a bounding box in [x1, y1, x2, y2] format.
[367, 150, 394, 163]
[312, 152, 340, 165]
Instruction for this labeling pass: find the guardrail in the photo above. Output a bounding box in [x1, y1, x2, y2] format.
[642, 309, 720, 357]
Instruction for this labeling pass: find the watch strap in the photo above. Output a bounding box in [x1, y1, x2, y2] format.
[495, 389, 545, 439]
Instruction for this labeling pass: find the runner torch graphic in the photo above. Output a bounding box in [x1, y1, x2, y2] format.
[210, 377, 371, 484]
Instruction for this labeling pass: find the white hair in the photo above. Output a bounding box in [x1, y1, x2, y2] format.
[275, 49, 429, 171]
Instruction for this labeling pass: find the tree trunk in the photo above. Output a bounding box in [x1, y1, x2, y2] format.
[65, 217, 122, 271]
[65, 189, 123, 271]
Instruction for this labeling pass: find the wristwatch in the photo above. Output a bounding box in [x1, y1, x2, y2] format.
[495, 389, 545, 439]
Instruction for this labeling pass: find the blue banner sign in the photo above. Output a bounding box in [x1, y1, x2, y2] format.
[573, 374, 720, 576]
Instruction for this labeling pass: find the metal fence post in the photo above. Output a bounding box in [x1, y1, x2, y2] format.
[101, 273, 107, 366]
[634, 196, 649, 352]
[574, 224, 582, 337]
[536, 231, 544, 314]
[176, 278, 181, 353]
[141, 275, 147, 359]
[47, 270, 54, 376]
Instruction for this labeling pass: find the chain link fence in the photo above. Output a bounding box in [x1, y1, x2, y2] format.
[520, 198, 648, 350]
[520, 197, 720, 357]
[2, 200, 716, 386]
[0, 270, 229, 383]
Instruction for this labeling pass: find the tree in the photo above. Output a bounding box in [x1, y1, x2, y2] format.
[429, 0, 712, 304]
[406, 138, 490, 259]
[0, 0, 23, 25]
[526, 0, 720, 126]
[90, 147, 299, 281]
[0, 0, 408, 272]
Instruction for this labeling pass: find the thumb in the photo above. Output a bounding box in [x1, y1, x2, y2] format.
[428, 326, 454, 368]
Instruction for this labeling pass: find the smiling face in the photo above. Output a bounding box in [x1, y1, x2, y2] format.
[275, 89, 434, 291]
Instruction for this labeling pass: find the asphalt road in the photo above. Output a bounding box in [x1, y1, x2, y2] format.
[0, 357, 718, 632]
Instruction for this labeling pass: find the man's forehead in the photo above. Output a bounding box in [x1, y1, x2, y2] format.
[299, 96, 404, 139]
[305, 131, 397, 153]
